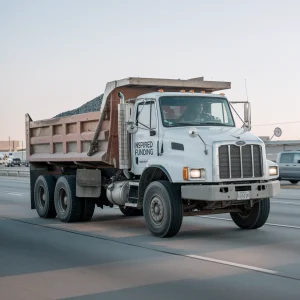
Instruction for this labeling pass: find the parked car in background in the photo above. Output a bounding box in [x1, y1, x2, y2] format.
[12, 158, 22, 166]
[277, 151, 300, 184]
[5, 157, 22, 167]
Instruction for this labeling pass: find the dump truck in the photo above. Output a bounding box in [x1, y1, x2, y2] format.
[26, 76, 280, 237]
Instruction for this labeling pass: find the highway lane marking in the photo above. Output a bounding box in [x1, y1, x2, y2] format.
[274, 197, 300, 200]
[265, 223, 300, 229]
[276, 193, 300, 197]
[272, 200, 300, 206]
[199, 216, 300, 230]
[273, 198, 300, 202]
[0, 189, 29, 196]
[276, 195, 300, 198]
[0, 183, 30, 186]
[0, 177, 29, 181]
[186, 254, 277, 275]
[7, 192, 23, 196]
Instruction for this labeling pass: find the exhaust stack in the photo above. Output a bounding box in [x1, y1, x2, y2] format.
[118, 92, 130, 176]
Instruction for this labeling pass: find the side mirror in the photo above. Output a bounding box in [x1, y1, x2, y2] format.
[244, 102, 251, 130]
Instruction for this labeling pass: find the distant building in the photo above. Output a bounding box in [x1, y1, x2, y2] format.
[263, 140, 300, 161]
[0, 140, 21, 152]
[259, 136, 270, 141]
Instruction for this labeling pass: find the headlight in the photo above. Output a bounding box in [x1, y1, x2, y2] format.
[269, 166, 278, 176]
[190, 169, 201, 178]
[183, 167, 206, 180]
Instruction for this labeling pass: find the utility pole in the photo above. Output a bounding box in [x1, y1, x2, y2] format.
[8, 136, 10, 152]
[22, 141, 23, 162]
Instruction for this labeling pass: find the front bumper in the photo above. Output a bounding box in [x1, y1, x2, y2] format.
[181, 180, 280, 201]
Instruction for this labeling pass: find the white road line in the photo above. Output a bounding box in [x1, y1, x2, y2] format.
[264, 223, 300, 229]
[199, 216, 300, 230]
[276, 196, 300, 199]
[0, 189, 29, 196]
[0, 178, 29, 182]
[275, 197, 300, 200]
[272, 201, 300, 206]
[276, 193, 300, 197]
[186, 254, 277, 275]
[7, 193, 23, 196]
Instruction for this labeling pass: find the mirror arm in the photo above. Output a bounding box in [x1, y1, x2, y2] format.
[229, 103, 246, 126]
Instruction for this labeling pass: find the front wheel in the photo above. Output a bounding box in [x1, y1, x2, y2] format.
[290, 180, 299, 184]
[143, 180, 183, 238]
[230, 198, 270, 229]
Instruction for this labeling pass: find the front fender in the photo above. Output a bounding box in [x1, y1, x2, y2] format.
[146, 156, 184, 182]
[137, 163, 173, 208]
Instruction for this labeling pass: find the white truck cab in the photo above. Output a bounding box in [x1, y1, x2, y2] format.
[117, 88, 280, 236]
[129, 91, 280, 182]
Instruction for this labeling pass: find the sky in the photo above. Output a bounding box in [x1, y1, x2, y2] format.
[0, 0, 300, 143]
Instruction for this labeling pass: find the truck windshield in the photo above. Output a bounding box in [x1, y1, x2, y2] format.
[159, 96, 235, 127]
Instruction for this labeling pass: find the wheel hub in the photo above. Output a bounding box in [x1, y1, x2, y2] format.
[238, 207, 252, 219]
[150, 195, 164, 224]
[59, 188, 68, 212]
[38, 186, 46, 208]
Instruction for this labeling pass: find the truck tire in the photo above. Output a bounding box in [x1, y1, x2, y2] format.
[119, 206, 143, 216]
[80, 199, 95, 221]
[54, 176, 82, 223]
[230, 198, 270, 229]
[143, 180, 183, 238]
[290, 180, 299, 184]
[34, 175, 57, 218]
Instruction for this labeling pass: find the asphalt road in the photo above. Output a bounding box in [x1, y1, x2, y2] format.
[1, 177, 300, 299]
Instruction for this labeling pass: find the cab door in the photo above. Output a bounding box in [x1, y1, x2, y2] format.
[131, 99, 159, 175]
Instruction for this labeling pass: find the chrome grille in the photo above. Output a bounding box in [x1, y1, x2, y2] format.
[219, 144, 263, 179]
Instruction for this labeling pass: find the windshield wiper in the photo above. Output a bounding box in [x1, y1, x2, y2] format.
[178, 122, 201, 126]
[199, 122, 227, 126]
[178, 122, 229, 127]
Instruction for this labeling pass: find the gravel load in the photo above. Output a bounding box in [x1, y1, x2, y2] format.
[54, 94, 103, 118]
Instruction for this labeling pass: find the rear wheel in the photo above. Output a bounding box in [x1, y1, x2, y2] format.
[54, 176, 82, 222]
[230, 198, 270, 229]
[143, 180, 183, 238]
[34, 175, 57, 218]
[119, 206, 143, 216]
[80, 199, 95, 221]
[290, 180, 299, 184]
